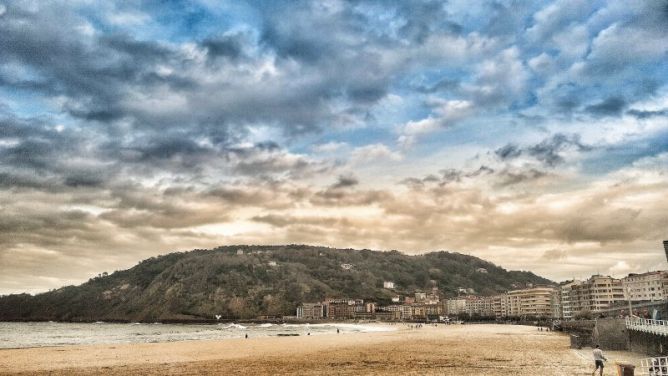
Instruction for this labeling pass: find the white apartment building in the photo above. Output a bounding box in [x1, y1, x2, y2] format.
[560, 275, 625, 318]
[505, 286, 557, 318]
[560, 280, 581, 319]
[491, 294, 507, 318]
[465, 296, 493, 316]
[445, 298, 467, 315]
[622, 271, 668, 302]
[586, 275, 625, 312]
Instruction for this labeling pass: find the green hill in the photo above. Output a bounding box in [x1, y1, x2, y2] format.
[0, 245, 552, 321]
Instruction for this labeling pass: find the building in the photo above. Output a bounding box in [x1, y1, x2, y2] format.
[400, 305, 413, 320]
[505, 286, 557, 318]
[445, 298, 467, 316]
[414, 292, 427, 302]
[375, 310, 401, 320]
[560, 275, 625, 318]
[622, 271, 668, 302]
[587, 275, 625, 312]
[560, 280, 581, 319]
[296, 303, 325, 320]
[465, 296, 493, 317]
[325, 298, 363, 319]
[412, 305, 427, 320]
[383, 281, 395, 289]
[491, 294, 507, 318]
[424, 303, 442, 318]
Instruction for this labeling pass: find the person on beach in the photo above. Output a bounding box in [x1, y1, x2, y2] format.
[592, 345, 607, 376]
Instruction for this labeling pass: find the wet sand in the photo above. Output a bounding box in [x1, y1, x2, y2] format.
[0, 324, 640, 375]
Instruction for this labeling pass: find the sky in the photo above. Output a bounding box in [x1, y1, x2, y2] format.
[1, 0, 667, 294]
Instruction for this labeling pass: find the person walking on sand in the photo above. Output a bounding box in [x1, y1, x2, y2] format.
[592, 345, 607, 376]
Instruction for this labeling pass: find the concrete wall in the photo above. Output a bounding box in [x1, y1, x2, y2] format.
[561, 320, 595, 348]
[592, 318, 628, 350]
[560, 316, 668, 355]
[561, 319, 629, 350]
[628, 330, 668, 356]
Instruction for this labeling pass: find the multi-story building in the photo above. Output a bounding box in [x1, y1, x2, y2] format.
[375, 310, 401, 320]
[560, 275, 625, 318]
[491, 294, 507, 318]
[587, 275, 625, 312]
[464, 296, 493, 317]
[414, 292, 427, 303]
[505, 286, 557, 318]
[559, 280, 583, 319]
[325, 298, 363, 319]
[622, 271, 668, 302]
[412, 305, 427, 320]
[400, 305, 413, 320]
[297, 303, 325, 320]
[445, 298, 466, 316]
[424, 303, 442, 318]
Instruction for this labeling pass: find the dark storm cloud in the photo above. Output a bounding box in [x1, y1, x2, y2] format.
[330, 175, 359, 189]
[202, 34, 245, 60]
[0, 114, 121, 192]
[412, 78, 461, 94]
[494, 168, 548, 187]
[626, 108, 668, 119]
[495, 144, 522, 160]
[495, 134, 591, 167]
[584, 97, 627, 117]
[528, 134, 591, 166]
[1, 1, 391, 147]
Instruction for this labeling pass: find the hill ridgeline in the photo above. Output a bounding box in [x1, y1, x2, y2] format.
[0, 245, 552, 321]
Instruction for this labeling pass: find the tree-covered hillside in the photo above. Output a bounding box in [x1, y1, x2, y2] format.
[0, 245, 552, 321]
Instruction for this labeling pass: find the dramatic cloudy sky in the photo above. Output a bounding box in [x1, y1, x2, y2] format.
[1, 0, 667, 294]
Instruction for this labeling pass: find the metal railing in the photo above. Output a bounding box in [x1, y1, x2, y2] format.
[638, 356, 668, 376]
[625, 316, 668, 336]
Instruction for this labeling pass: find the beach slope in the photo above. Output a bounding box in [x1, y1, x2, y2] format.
[0, 324, 612, 375]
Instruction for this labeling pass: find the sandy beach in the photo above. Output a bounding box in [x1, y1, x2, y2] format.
[0, 324, 644, 375]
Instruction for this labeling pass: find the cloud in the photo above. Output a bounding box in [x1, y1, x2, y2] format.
[350, 143, 403, 164]
[1, 0, 668, 293]
[495, 133, 591, 167]
[330, 175, 359, 189]
[585, 96, 627, 117]
[398, 100, 474, 147]
[312, 141, 347, 153]
[627, 108, 668, 119]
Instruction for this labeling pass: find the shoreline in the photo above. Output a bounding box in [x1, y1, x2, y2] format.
[0, 321, 399, 350]
[1, 324, 644, 376]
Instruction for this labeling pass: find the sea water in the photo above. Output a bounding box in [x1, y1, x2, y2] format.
[0, 321, 395, 349]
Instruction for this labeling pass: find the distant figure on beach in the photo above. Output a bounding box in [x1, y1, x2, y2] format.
[337, 328, 340, 334]
[245, 334, 248, 339]
[592, 345, 607, 376]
